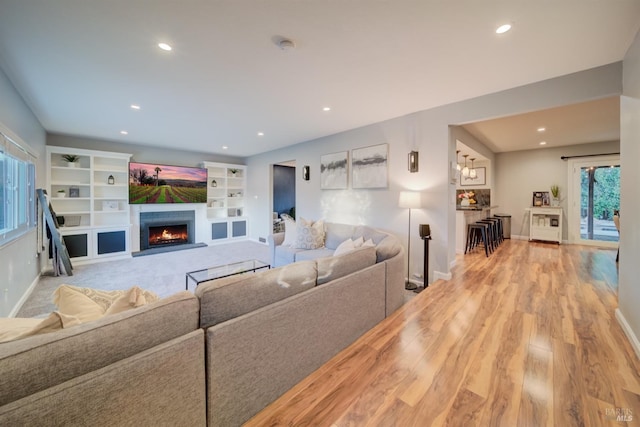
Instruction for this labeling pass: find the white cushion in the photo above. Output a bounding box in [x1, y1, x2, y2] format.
[281, 215, 297, 246]
[333, 238, 355, 256]
[353, 236, 364, 248]
[363, 238, 375, 247]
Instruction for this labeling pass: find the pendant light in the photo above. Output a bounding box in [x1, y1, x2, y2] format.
[456, 150, 461, 171]
[469, 158, 477, 178]
[462, 154, 470, 177]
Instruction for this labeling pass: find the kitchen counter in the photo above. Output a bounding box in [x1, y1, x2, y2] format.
[456, 205, 497, 211]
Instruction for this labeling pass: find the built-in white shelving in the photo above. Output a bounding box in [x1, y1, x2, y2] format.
[47, 146, 132, 262]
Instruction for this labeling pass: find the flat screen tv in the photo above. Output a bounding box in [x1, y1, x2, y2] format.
[129, 162, 208, 204]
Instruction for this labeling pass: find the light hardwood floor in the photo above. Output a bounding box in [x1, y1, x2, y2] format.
[246, 239, 639, 426]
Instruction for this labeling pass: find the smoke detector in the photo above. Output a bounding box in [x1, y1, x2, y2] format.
[278, 38, 295, 51]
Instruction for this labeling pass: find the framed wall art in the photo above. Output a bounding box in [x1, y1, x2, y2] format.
[460, 167, 486, 186]
[320, 151, 348, 189]
[351, 143, 388, 189]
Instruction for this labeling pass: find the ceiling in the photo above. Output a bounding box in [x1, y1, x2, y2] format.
[0, 1, 638, 157]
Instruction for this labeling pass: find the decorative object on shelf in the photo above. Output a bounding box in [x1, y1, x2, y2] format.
[533, 191, 550, 206]
[108, 175, 115, 185]
[460, 167, 486, 186]
[320, 151, 348, 189]
[456, 150, 462, 172]
[399, 191, 422, 291]
[352, 143, 388, 189]
[57, 189, 66, 198]
[102, 200, 119, 211]
[550, 184, 560, 206]
[62, 154, 80, 167]
[302, 165, 310, 181]
[229, 169, 238, 177]
[458, 190, 475, 206]
[69, 186, 80, 198]
[408, 151, 419, 173]
[211, 179, 217, 187]
[64, 215, 81, 227]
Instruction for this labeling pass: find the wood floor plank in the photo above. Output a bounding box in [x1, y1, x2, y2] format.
[246, 241, 640, 426]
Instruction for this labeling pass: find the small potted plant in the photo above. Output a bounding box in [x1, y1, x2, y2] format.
[550, 185, 560, 206]
[229, 168, 238, 177]
[62, 154, 80, 168]
[57, 189, 66, 198]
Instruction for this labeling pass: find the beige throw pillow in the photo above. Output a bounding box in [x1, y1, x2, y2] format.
[105, 286, 154, 315]
[53, 285, 105, 323]
[0, 311, 81, 343]
[295, 218, 325, 249]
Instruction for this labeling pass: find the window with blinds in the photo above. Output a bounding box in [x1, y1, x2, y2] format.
[0, 131, 36, 246]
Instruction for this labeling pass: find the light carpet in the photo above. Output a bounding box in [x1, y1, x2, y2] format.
[17, 240, 270, 318]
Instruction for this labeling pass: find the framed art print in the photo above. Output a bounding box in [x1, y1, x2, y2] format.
[351, 143, 388, 189]
[320, 151, 348, 189]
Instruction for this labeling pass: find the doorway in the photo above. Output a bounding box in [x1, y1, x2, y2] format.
[272, 162, 296, 233]
[568, 156, 620, 247]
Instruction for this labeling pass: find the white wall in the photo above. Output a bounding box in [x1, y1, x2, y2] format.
[247, 63, 624, 284]
[495, 140, 620, 240]
[619, 29, 640, 356]
[0, 67, 46, 317]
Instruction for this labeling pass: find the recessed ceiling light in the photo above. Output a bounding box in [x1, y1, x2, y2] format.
[130, 104, 141, 110]
[120, 130, 128, 135]
[158, 42, 172, 51]
[496, 24, 512, 34]
[539, 141, 547, 145]
[323, 107, 331, 112]
[537, 127, 546, 132]
[257, 132, 264, 136]
[222, 146, 228, 150]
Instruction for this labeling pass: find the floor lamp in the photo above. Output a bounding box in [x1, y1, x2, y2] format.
[399, 191, 422, 290]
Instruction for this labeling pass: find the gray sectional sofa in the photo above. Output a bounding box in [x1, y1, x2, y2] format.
[0, 224, 404, 427]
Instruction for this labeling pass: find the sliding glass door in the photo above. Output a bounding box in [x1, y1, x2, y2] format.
[568, 156, 620, 247]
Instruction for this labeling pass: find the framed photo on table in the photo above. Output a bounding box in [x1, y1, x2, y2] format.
[460, 167, 486, 186]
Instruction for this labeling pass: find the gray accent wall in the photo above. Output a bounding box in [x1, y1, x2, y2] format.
[247, 63, 624, 284]
[0, 67, 46, 317]
[619, 29, 640, 355]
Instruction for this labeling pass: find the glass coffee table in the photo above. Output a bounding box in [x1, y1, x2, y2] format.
[185, 259, 270, 290]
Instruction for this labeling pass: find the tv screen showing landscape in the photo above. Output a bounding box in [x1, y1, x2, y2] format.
[129, 162, 207, 204]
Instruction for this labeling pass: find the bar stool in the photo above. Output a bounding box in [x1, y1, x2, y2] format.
[477, 219, 498, 252]
[489, 217, 504, 244]
[465, 223, 490, 257]
[484, 217, 502, 246]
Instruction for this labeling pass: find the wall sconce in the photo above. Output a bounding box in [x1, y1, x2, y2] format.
[302, 165, 310, 181]
[408, 151, 419, 173]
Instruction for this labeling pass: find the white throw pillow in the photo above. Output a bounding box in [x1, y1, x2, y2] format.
[333, 238, 355, 256]
[281, 215, 297, 246]
[362, 238, 375, 248]
[295, 218, 325, 249]
[353, 236, 364, 248]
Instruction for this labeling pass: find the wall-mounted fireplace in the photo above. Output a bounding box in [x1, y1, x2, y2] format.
[140, 210, 195, 251]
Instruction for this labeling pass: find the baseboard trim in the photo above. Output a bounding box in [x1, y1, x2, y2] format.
[434, 270, 452, 281]
[616, 308, 640, 360]
[9, 274, 40, 318]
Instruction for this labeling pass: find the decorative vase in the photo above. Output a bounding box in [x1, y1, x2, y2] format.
[551, 197, 560, 207]
[461, 198, 470, 207]
[67, 162, 77, 168]
[57, 192, 66, 198]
